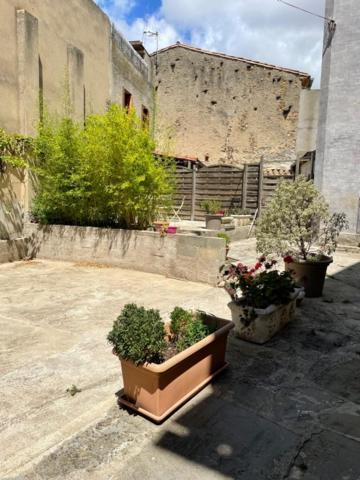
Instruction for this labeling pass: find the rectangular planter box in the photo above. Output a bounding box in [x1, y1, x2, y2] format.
[231, 215, 252, 227]
[118, 315, 234, 423]
[228, 291, 301, 344]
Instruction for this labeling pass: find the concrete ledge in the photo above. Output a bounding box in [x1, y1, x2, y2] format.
[339, 233, 360, 247]
[0, 238, 27, 263]
[25, 224, 226, 285]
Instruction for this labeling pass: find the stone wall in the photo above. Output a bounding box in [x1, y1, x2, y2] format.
[25, 224, 225, 285]
[315, 0, 360, 234]
[154, 44, 310, 166]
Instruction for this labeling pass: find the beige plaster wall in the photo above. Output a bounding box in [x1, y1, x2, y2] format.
[154, 45, 310, 166]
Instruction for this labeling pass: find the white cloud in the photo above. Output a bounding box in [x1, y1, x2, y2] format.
[96, 0, 325, 86]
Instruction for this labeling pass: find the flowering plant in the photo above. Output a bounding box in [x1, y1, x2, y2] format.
[221, 257, 296, 324]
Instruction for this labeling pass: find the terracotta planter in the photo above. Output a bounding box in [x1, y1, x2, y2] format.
[285, 257, 332, 297]
[205, 214, 223, 230]
[228, 289, 301, 344]
[117, 315, 234, 423]
[231, 215, 252, 227]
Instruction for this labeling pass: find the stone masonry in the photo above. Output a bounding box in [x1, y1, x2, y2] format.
[154, 43, 311, 166]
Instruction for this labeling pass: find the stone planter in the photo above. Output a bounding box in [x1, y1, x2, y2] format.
[205, 214, 223, 230]
[117, 315, 234, 423]
[228, 289, 302, 344]
[285, 257, 333, 297]
[231, 214, 252, 227]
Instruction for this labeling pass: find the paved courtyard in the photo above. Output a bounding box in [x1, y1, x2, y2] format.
[1, 241, 360, 479]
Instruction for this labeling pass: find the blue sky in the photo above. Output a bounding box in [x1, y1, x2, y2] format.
[95, 0, 325, 86]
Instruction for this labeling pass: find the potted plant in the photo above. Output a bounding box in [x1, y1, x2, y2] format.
[221, 258, 302, 343]
[256, 177, 348, 297]
[153, 220, 170, 233]
[201, 199, 223, 230]
[228, 207, 253, 227]
[217, 232, 231, 258]
[108, 304, 233, 423]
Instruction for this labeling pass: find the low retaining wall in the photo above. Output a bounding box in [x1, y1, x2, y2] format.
[0, 238, 27, 264]
[25, 224, 226, 285]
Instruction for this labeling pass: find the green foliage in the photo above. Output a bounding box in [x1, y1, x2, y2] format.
[238, 270, 295, 309]
[107, 303, 167, 365]
[201, 199, 222, 214]
[33, 104, 174, 228]
[170, 307, 211, 352]
[228, 207, 252, 215]
[170, 307, 193, 339]
[217, 232, 231, 245]
[256, 176, 348, 260]
[0, 128, 33, 168]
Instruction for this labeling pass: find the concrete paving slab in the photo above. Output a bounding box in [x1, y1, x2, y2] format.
[1, 246, 360, 480]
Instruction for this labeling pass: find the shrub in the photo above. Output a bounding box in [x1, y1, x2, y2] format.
[107, 303, 167, 365]
[217, 232, 231, 246]
[170, 307, 211, 352]
[201, 199, 222, 214]
[33, 104, 174, 229]
[256, 176, 348, 261]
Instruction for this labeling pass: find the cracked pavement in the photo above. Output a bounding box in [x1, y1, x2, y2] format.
[1, 241, 360, 479]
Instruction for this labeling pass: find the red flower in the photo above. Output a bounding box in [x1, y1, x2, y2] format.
[283, 255, 294, 264]
[254, 261, 262, 270]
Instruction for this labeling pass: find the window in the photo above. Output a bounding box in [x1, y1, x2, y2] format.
[142, 106, 149, 128]
[123, 89, 132, 111]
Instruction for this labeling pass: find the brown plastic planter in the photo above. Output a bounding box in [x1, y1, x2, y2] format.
[117, 315, 234, 423]
[285, 256, 333, 297]
[205, 214, 223, 230]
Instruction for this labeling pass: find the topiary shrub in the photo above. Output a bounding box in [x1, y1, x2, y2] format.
[107, 304, 167, 365]
[170, 307, 211, 352]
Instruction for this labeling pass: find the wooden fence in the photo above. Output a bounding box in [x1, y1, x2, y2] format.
[173, 162, 293, 220]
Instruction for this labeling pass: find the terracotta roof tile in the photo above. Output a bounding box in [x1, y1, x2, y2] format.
[153, 42, 310, 78]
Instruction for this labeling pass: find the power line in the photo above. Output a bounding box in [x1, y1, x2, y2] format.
[277, 0, 334, 23]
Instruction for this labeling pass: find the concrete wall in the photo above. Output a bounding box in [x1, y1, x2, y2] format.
[0, 168, 25, 239]
[25, 224, 225, 285]
[0, 238, 27, 263]
[296, 89, 320, 158]
[154, 44, 310, 166]
[315, 0, 360, 234]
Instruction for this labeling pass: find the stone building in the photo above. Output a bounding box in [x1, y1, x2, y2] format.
[0, 0, 318, 238]
[153, 43, 311, 166]
[315, 0, 360, 236]
[0, 0, 152, 136]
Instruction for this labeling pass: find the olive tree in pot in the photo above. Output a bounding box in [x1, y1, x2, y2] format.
[256, 176, 348, 297]
[221, 258, 301, 343]
[201, 199, 223, 230]
[108, 304, 233, 423]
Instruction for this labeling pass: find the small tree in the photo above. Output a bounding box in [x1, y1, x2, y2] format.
[256, 176, 348, 260]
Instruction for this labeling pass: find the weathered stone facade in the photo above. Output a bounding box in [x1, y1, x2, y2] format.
[154, 44, 311, 166]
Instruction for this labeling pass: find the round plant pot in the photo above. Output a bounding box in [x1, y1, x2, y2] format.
[285, 257, 333, 298]
[166, 226, 177, 234]
[205, 214, 222, 230]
